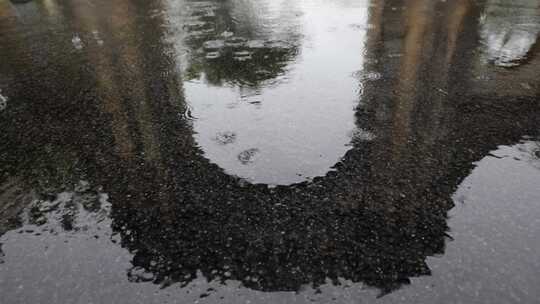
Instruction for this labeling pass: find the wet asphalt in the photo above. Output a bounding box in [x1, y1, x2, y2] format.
[0, 0, 539, 303]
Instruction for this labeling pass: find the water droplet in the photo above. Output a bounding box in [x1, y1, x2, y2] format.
[72, 34, 83, 50]
[238, 148, 259, 164]
[214, 131, 236, 145]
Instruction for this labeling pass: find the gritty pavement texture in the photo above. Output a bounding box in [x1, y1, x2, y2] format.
[0, 0, 539, 303]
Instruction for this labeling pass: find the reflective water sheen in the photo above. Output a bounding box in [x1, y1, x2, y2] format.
[479, 0, 540, 67]
[169, 0, 372, 185]
[1, 0, 540, 303]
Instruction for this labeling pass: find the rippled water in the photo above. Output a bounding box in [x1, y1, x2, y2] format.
[166, 0, 373, 185]
[1, 0, 540, 303]
[479, 0, 540, 67]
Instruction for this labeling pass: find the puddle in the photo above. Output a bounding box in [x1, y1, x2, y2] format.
[479, 0, 540, 67]
[168, 0, 372, 185]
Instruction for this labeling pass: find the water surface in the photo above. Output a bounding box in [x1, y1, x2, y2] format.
[168, 0, 373, 184]
[0, 0, 539, 303]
